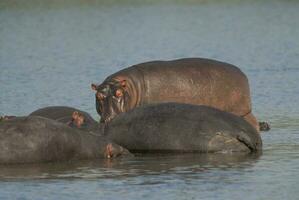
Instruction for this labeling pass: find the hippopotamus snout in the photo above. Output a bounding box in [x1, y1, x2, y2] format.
[97, 99, 120, 124]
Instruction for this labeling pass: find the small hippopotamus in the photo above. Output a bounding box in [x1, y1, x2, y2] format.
[91, 58, 260, 131]
[0, 116, 131, 164]
[104, 103, 262, 153]
[29, 106, 101, 134]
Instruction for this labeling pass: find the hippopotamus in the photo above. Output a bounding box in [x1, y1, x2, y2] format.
[0, 116, 131, 164]
[91, 58, 260, 131]
[104, 103, 262, 153]
[29, 106, 101, 134]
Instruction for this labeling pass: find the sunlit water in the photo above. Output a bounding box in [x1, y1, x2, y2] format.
[0, 0, 299, 199]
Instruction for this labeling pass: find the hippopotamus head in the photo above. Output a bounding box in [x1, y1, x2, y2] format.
[68, 111, 85, 128]
[91, 79, 128, 123]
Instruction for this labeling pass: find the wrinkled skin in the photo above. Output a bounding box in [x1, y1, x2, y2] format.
[104, 103, 263, 153]
[0, 116, 131, 164]
[92, 58, 260, 131]
[29, 106, 101, 134]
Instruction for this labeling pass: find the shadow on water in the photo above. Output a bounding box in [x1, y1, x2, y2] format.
[0, 152, 261, 180]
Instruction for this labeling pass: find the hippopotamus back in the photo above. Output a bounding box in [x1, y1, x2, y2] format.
[104, 103, 262, 153]
[121, 58, 250, 114]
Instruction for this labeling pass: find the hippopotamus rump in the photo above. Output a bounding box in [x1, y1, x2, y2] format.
[104, 103, 262, 153]
[91, 58, 259, 131]
[0, 116, 131, 164]
[29, 106, 100, 134]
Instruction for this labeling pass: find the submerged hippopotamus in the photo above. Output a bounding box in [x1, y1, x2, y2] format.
[29, 106, 101, 134]
[104, 103, 262, 153]
[91, 58, 260, 131]
[0, 116, 131, 164]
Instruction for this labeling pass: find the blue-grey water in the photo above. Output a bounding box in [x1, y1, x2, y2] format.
[0, 0, 299, 199]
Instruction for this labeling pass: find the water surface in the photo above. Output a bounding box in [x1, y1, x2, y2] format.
[0, 0, 299, 199]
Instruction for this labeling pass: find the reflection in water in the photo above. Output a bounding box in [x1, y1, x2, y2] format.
[0, 153, 261, 180]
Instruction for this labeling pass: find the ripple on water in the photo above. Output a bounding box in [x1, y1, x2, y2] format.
[1, 0, 299, 199]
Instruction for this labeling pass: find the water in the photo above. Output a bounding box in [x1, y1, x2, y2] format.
[0, 0, 299, 199]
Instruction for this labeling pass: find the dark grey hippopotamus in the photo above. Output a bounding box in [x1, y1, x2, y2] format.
[29, 106, 100, 134]
[104, 103, 262, 153]
[0, 116, 131, 164]
[91, 58, 260, 131]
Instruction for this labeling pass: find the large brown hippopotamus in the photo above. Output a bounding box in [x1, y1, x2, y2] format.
[29, 106, 101, 134]
[104, 103, 262, 153]
[0, 116, 131, 164]
[91, 58, 259, 131]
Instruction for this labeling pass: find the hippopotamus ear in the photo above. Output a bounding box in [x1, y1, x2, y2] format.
[72, 111, 79, 120]
[91, 83, 98, 91]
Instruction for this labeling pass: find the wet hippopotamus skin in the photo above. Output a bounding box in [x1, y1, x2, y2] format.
[29, 106, 101, 134]
[0, 116, 131, 164]
[91, 58, 259, 131]
[104, 103, 262, 153]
